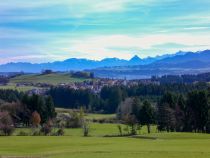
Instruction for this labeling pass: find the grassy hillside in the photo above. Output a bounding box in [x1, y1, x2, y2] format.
[56, 108, 116, 120]
[1, 124, 210, 158]
[85, 113, 116, 120]
[0, 84, 38, 92]
[0, 73, 90, 91]
[10, 73, 89, 85]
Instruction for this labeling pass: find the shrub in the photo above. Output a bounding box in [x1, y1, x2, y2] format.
[40, 120, 53, 136]
[31, 111, 41, 127]
[56, 128, 65, 136]
[123, 114, 138, 135]
[82, 120, 90, 137]
[32, 130, 41, 136]
[0, 112, 15, 136]
[18, 131, 29, 136]
[66, 112, 82, 128]
[117, 125, 123, 136]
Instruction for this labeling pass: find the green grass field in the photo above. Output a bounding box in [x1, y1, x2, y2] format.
[1, 123, 210, 158]
[10, 73, 88, 85]
[85, 113, 116, 120]
[0, 83, 41, 92]
[55, 109, 116, 120]
[0, 73, 91, 91]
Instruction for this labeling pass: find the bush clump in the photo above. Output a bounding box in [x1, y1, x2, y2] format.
[17, 131, 29, 136]
[0, 112, 15, 136]
[56, 128, 65, 136]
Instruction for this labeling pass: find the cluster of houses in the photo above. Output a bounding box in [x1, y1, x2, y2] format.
[16, 82, 52, 88]
[53, 78, 159, 94]
[10, 78, 160, 95]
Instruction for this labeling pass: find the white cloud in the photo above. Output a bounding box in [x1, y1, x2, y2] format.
[1, 0, 210, 64]
[1, 25, 210, 63]
[0, 0, 160, 20]
[183, 27, 210, 30]
[60, 33, 210, 59]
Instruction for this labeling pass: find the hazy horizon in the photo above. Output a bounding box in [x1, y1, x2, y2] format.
[1, 0, 210, 64]
[0, 49, 207, 65]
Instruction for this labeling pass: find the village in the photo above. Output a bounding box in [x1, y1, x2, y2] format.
[16, 77, 159, 95]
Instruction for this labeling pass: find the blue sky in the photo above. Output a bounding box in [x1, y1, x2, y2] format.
[1, 0, 210, 64]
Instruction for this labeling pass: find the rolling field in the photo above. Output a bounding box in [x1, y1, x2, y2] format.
[0, 83, 39, 92]
[0, 73, 90, 91]
[55, 109, 116, 120]
[85, 113, 116, 120]
[10, 73, 88, 85]
[1, 123, 210, 158]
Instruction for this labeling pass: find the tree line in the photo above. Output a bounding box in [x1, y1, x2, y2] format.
[152, 72, 210, 84]
[117, 88, 210, 134]
[157, 90, 210, 133]
[0, 89, 56, 135]
[49, 82, 208, 114]
[0, 82, 210, 135]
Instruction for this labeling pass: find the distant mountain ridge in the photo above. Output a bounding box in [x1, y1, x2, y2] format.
[91, 50, 210, 79]
[0, 51, 185, 73]
[0, 50, 210, 79]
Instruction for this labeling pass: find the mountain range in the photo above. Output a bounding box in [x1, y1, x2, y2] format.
[90, 50, 210, 79]
[0, 52, 181, 72]
[0, 50, 210, 79]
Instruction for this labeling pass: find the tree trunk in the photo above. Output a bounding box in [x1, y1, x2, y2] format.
[147, 124, 151, 134]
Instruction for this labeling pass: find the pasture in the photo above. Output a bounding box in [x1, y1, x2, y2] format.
[85, 113, 116, 120]
[0, 73, 90, 91]
[10, 73, 88, 85]
[0, 83, 38, 92]
[1, 123, 210, 158]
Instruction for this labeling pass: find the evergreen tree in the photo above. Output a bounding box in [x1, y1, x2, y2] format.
[158, 103, 176, 132]
[139, 100, 155, 133]
[187, 91, 209, 132]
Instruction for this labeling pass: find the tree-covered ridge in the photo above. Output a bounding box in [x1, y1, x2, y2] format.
[152, 72, 210, 84]
[48, 82, 209, 113]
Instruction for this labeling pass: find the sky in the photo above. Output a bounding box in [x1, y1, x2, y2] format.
[1, 0, 210, 64]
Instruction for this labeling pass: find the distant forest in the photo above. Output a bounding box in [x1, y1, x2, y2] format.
[0, 81, 210, 133]
[48, 82, 209, 113]
[152, 72, 210, 84]
[1, 72, 210, 134]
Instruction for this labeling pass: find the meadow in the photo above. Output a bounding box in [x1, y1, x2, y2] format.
[0, 83, 38, 92]
[1, 123, 210, 158]
[0, 76, 210, 158]
[10, 73, 88, 85]
[0, 73, 90, 92]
